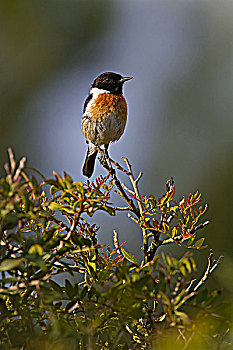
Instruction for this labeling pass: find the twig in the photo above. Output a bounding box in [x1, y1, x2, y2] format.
[4, 148, 26, 184]
[146, 179, 175, 262]
[121, 183, 134, 195]
[185, 279, 197, 293]
[178, 329, 187, 342]
[122, 158, 143, 215]
[8, 148, 16, 174]
[98, 154, 140, 218]
[160, 220, 210, 247]
[159, 178, 174, 230]
[193, 249, 223, 291]
[108, 157, 130, 175]
[190, 220, 210, 234]
[113, 206, 130, 211]
[113, 230, 120, 254]
[160, 236, 182, 245]
[13, 156, 27, 182]
[182, 332, 195, 350]
[122, 158, 149, 257]
[146, 180, 174, 262]
[0, 273, 51, 293]
[210, 255, 223, 274]
[135, 171, 143, 184]
[98, 153, 162, 263]
[65, 203, 83, 240]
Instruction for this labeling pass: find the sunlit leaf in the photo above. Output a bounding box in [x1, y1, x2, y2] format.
[0, 259, 24, 271]
[28, 244, 43, 255]
[193, 238, 205, 249]
[121, 248, 139, 265]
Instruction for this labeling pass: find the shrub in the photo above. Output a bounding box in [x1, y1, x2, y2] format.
[0, 149, 231, 349]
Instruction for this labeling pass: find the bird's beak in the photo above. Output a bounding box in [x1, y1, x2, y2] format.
[120, 76, 133, 83]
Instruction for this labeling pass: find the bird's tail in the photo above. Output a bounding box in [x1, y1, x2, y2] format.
[82, 143, 98, 178]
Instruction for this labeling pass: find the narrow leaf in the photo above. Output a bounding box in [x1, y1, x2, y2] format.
[121, 248, 139, 265]
[0, 259, 23, 271]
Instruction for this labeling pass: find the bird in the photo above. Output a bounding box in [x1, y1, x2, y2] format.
[81, 72, 133, 178]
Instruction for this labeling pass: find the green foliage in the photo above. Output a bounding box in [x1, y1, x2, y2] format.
[0, 150, 231, 349]
[130, 183, 208, 250]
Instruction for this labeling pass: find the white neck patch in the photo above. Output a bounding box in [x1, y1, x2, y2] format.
[90, 87, 109, 99]
[84, 87, 110, 113]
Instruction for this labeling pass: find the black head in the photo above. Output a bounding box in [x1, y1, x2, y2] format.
[92, 72, 133, 95]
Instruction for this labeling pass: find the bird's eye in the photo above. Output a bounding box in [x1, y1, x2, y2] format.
[105, 78, 110, 83]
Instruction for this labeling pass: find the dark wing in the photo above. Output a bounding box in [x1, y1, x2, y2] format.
[83, 93, 93, 113]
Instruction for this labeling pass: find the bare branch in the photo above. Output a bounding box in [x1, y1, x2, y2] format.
[13, 156, 27, 182]
[135, 171, 143, 184]
[146, 178, 175, 262]
[122, 157, 143, 215]
[8, 148, 16, 174]
[121, 183, 135, 195]
[65, 204, 83, 240]
[98, 154, 140, 218]
[113, 230, 120, 254]
[108, 157, 130, 175]
[185, 279, 197, 293]
[190, 220, 210, 234]
[194, 249, 223, 291]
[113, 206, 131, 211]
[122, 157, 150, 258]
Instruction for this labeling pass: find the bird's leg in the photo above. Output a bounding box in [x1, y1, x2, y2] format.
[97, 144, 107, 164]
[97, 144, 115, 175]
[104, 144, 115, 176]
[103, 144, 110, 166]
[104, 144, 109, 157]
[97, 144, 108, 160]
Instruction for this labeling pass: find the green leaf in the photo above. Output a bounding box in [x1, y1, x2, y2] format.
[171, 226, 178, 238]
[73, 200, 83, 211]
[80, 285, 88, 299]
[50, 185, 59, 195]
[0, 178, 10, 196]
[65, 279, 74, 298]
[45, 179, 60, 187]
[63, 172, 73, 187]
[22, 192, 30, 212]
[4, 213, 19, 224]
[181, 258, 193, 275]
[28, 244, 43, 255]
[193, 237, 205, 249]
[99, 205, 115, 216]
[179, 265, 186, 276]
[49, 202, 73, 213]
[49, 202, 63, 211]
[0, 259, 23, 271]
[121, 248, 139, 265]
[149, 194, 157, 207]
[176, 311, 190, 325]
[186, 236, 196, 246]
[86, 262, 96, 276]
[50, 280, 63, 294]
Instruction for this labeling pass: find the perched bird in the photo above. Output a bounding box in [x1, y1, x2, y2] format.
[81, 72, 133, 178]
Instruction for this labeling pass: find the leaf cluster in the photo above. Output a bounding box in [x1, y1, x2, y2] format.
[0, 150, 231, 349]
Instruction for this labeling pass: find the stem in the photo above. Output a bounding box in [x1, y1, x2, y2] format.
[98, 153, 140, 217]
[98, 152, 162, 263]
[122, 158, 148, 261]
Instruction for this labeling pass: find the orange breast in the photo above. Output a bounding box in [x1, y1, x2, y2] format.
[89, 93, 127, 123]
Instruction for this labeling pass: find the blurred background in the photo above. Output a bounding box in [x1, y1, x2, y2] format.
[0, 0, 232, 294]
